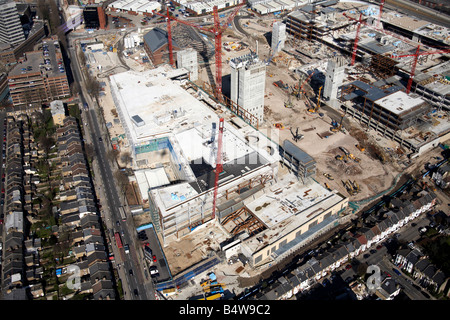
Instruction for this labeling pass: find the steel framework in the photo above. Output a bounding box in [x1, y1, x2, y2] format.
[391, 45, 450, 93]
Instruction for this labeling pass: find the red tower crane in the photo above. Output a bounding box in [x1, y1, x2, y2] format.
[343, 9, 421, 66]
[166, 7, 174, 67]
[377, 0, 385, 29]
[212, 118, 224, 220]
[391, 45, 450, 93]
[153, 1, 245, 100]
[351, 13, 363, 66]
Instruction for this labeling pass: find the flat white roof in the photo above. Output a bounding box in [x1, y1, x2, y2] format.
[246, 177, 342, 229]
[243, 177, 347, 254]
[375, 91, 425, 115]
[109, 66, 209, 145]
[135, 167, 170, 201]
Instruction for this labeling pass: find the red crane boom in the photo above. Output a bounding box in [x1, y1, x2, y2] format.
[351, 13, 363, 66]
[378, 0, 385, 29]
[212, 118, 224, 220]
[153, 1, 245, 100]
[391, 45, 450, 93]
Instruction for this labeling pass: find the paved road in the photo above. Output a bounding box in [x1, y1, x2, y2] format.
[385, 0, 450, 28]
[66, 34, 152, 300]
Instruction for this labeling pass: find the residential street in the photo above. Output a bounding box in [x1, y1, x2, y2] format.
[66, 34, 153, 300]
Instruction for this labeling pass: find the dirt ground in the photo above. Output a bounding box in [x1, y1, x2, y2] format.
[209, 17, 410, 203]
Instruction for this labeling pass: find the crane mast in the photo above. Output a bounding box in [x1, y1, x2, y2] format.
[212, 118, 224, 220]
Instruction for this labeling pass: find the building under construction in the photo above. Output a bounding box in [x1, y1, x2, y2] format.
[109, 65, 279, 243]
[108, 64, 349, 268]
[341, 80, 450, 156]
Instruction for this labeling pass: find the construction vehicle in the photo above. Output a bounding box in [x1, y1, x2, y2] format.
[347, 153, 361, 163]
[343, 180, 358, 196]
[335, 154, 348, 162]
[273, 80, 289, 90]
[356, 144, 365, 152]
[351, 180, 360, 193]
[290, 127, 303, 142]
[339, 146, 350, 156]
[307, 86, 322, 113]
[293, 71, 315, 99]
[331, 116, 344, 133]
[323, 173, 334, 180]
[265, 40, 281, 65]
[325, 183, 331, 190]
[274, 123, 284, 129]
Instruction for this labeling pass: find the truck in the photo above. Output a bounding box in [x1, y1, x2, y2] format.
[124, 244, 130, 254]
[114, 232, 123, 249]
[118, 206, 126, 221]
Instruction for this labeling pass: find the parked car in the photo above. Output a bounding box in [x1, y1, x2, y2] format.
[345, 264, 352, 270]
[392, 268, 402, 276]
[149, 266, 159, 277]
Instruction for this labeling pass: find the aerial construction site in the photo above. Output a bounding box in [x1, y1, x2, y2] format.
[72, 0, 450, 300]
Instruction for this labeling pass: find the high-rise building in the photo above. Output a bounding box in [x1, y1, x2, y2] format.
[0, 0, 25, 46]
[230, 51, 266, 125]
[271, 21, 286, 54]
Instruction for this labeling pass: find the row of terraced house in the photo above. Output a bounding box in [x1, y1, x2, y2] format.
[248, 189, 438, 300]
[53, 116, 116, 300]
[1, 113, 116, 299]
[1, 114, 44, 299]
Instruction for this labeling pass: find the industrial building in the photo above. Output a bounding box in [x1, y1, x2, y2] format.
[107, 0, 161, 16]
[172, 0, 242, 16]
[230, 51, 266, 125]
[143, 27, 181, 66]
[109, 65, 278, 239]
[249, 0, 303, 15]
[340, 80, 450, 157]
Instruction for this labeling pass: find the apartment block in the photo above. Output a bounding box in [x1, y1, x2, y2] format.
[7, 37, 70, 108]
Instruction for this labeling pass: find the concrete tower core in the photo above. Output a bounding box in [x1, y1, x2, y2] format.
[271, 21, 286, 53]
[230, 51, 266, 124]
[323, 56, 346, 107]
[177, 48, 198, 81]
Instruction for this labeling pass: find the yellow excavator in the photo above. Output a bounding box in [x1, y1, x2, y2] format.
[307, 86, 322, 113]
